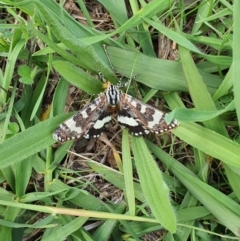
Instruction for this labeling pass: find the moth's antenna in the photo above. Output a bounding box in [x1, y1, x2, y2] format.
[103, 45, 137, 90]
[103, 44, 114, 71]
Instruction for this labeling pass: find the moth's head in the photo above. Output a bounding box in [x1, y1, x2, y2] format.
[102, 81, 112, 90]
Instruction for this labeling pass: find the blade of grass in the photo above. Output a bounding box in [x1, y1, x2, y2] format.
[166, 100, 234, 123]
[131, 136, 176, 233]
[0, 215, 56, 229]
[142, 17, 202, 54]
[183, 33, 231, 52]
[51, 77, 69, 117]
[119, 0, 172, 33]
[80, 0, 175, 44]
[86, 160, 145, 202]
[92, 204, 127, 241]
[49, 142, 73, 172]
[15, 156, 33, 197]
[30, 75, 48, 121]
[147, 141, 240, 237]
[0, 113, 72, 168]
[0, 206, 21, 241]
[174, 192, 199, 241]
[178, 34, 240, 203]
[212, 64, 233, 101]
[76, 0, 95, 28]
[178, 43, 227, 135]
[191, 0, 213, 34]
[86, 159, 183, 201]
[122, 129, 135, 216]
[0, 200, 159, 223]
[233, 0, 240, 126]
[98, 0, 128, 26]
[106, 46, 222, 94]
[33, 1, 118, 82]
[42, 216, 88, 241]
[49, 179, 111, 212]
[52, 61, 103, 94]
[30, 40, 53, 121]
[1, 82, 17, 143]
[0, 35, 25, 105]
[173, 123, 240, 168]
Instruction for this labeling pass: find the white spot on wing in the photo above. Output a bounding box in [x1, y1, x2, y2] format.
[173, 119, 179, 125]
[93, 116, 111, 129]
[62, 120, 83, 134]
[81, 111, 89, 119]
[118, 116, 139, 126]
[53, 133, 58, 140]
[146, 110, 165, 128]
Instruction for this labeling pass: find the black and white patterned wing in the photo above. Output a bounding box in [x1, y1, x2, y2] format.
[118, 93, 179, 136]
[53, 94, 111, 142]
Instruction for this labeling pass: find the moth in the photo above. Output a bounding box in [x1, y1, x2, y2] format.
[53, 81, 179, 142]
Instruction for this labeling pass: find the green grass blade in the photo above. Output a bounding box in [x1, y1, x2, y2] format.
[166, 100, 234, 122]
[131, 136, 176, 233]
[0, 200, 159, 223]
[52, 61, 102, 94]
[76, 0, 95, 28]
[42, 217, 88, 241]
[143, 17, 202, 54]
[0, 206, 21, 241]
[79, 0, 176, 44]
[122, 129, 135, 216]
[0, 215, 56, 229]
[0, 114, 72, 168]
[98, 0, 128, 25]
[51, 77, 69, 116]
[148, 141, 240, 237]
[86, 160, 146, 202]
[33, 1, 117, 82]
[30, 75, 48, 121]
[173, 123, 240, 167]
[213, 64, 233, 100]
[49, 179, 110, 212]
[178, 45, 227, 135]
[191, 0, 213, 34]
[92, 204, 126, 241]
[1, 82, 17, 142]
[0, 37, 25, 105]
[109, 0, 175, 35]
[15, 156, 33, 197]
[233, 0, 240, 125]
[106, 46, 222, 94]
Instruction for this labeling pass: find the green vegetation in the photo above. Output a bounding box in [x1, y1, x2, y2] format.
[0, 0, 239, 240]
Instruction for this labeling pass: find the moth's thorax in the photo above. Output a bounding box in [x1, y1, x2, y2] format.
[105, 84, 121, 106]
[108, 104, 119, 114]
